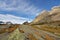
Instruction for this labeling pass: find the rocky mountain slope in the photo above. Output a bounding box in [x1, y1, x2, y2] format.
[31, 6, 60, 25]
[31, 10, 49, 24]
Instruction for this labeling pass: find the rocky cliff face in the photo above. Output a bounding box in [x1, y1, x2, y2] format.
[31, 10, 49, 24]
[31, 6, 60, 25]
[50, 6, 60, 21]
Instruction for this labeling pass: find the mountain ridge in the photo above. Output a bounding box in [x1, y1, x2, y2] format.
[31, 6, 60, 25]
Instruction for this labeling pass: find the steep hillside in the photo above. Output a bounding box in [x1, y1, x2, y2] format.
[31, 6, 60, 25]
[31, 10, 49, 24]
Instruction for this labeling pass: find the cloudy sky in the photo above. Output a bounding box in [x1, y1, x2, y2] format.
[0, 0, 60, 24]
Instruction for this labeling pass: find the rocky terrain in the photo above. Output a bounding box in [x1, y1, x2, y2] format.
[31, 6, 60, 25]
[0, 6, 60, 40]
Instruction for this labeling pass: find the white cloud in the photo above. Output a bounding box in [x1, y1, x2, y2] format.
[0, 14, 32, 24]
[0, 0, 41, 15]
[0, 0, 41, 23]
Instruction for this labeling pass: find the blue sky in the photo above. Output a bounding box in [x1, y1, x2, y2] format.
[0, 0, 60, 24]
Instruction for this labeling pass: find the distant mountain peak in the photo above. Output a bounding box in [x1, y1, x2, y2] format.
[40, 10, 48, 13]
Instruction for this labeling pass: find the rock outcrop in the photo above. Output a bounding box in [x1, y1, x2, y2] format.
[31, 10, 49, 24]
[31, 6, 60, 25]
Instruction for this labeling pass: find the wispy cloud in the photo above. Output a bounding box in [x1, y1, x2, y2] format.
[0, 14, 32, 24]
[0, 0, 41, 24]
[0, 0, 41, 15]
